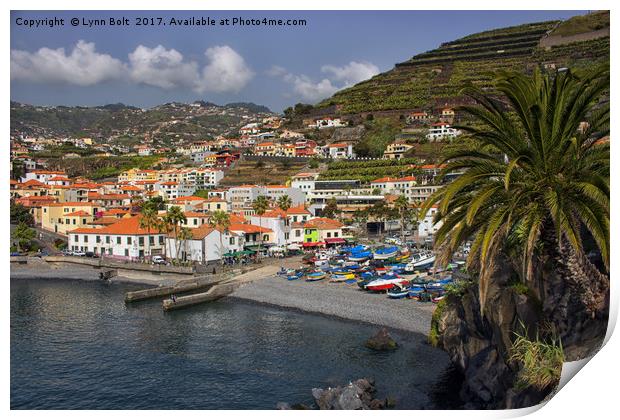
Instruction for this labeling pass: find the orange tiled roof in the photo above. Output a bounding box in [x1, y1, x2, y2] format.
[65, 210, 91, 217]
[304, 217, 343, 230]
[229, 223, 272, 234]
[286, 204, 311, 215]
[70, 215, 164, 235]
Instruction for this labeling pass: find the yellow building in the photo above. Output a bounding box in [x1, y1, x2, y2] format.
[41, 202, 101, 235]
[383, 142, 414, 159]
[118, 168, 158, 183]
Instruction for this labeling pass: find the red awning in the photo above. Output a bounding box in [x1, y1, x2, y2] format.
[303, 241, 326, 247]
[324, 238, 346, 244]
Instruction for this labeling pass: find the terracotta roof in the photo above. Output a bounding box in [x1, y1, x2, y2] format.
[229, 223, 272, 234]
[286, 205, 311, 215]
[229, 214, 247, 224]
[70, 215, 164, 235]
[47, 202, 97, 207]
[329, 143, 350, 148]
[261, 209, 288, 218]
[371, 177, 396, 183]
[304, 217, 343, 230]
[19, 179, 47, 188]
[65, 210, 91, 217]
[171, 196, 206, 202]
[49, 176, 71, 181]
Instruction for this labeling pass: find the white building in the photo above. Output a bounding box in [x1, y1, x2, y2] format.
[67, 216, 166, 259]
[21, 170, 68, 185]
[426, 123, 460, 141]
[155, 182, 196, 200]
[326, 143, 356, 159]
[311, 117, 346, 129]
[165, 225, 244, 263]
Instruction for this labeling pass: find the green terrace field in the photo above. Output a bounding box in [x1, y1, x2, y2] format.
[319, 158, 424, 184]
[314, 14, 609, 116]
[45, 155, 163, 180]
[219, 156, 309, 187]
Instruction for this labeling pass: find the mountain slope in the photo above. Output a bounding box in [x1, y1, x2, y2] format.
[11, 101, 274, 142]
[311, 12, 609, 117]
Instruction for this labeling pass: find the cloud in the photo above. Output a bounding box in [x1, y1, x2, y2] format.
[11, 41, 254, 95]
[321, 61, 380, 85]
[11, 40, 125, 85]
[287, 75, 339, 103]
[128, 45, 199, 89]
[266, 65, 288, 77]
[196, 45, 254, 94]
[269, 60, 379, 103]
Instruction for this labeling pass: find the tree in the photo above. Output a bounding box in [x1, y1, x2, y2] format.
[252, 195, 270, 260]
[321, 197, 339, 219]
[276, 195, 292, 211]
[394, 195, 410, 244]
[422, 67, 609, 316]
[10, 200, 34, 226]
[178, 227, 193, 263]
[370, 200, 389, 240]
[163, 206, 187, 263]
[139, 202, 159, 259]
[209, 210, 231, 263]
[12, 222, 36, 253]
[146, 196, 166, 211]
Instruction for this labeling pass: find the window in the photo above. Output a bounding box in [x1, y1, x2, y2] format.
[106, 236, 110, 244]
[326, 232, 331, 238]
[73, 219, 77, 225]
[82, 219, 86, 225]
[334, 232, 339, 238]
[83, 235, 88, 242]
[150, 236, 155, 245]
[124, 249, 129, 257]
[117, 237, 121, 244]
[127, 237, 132, 245]
[65, 218, 70, 225]
[159, 236, 164, 245]
[139, 237, 144, 246]
[295, 230, 301, 237]
[216, 204, 221, 209]
[193, 219, 198, 226]
[285, 233, 290, 240]
[74, 235, 78, 242]
[96, 236, 101, 243]
[229, 237, 235, 245]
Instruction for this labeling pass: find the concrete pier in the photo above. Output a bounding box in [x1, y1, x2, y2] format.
[124, 280, 208, 303]
[162, 284, 236, 311]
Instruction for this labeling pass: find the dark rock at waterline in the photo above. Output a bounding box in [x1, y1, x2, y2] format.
[276, 402, 291, 410]
[309, 377, 386, 409]
[365, 327, 398, 350]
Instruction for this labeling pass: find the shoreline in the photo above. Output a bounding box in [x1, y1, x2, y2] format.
[11, 258, 438, 335]
[229, 274, 437, 335]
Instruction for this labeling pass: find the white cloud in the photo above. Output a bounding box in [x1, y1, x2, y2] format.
[11, 40, 126, 86]
[266, 65, 288, 77]
[321, 61, 380, 85]
[287, 74, 339, 103]
[268, 60, 379, 103]
[128, 45, 199, 89]
[196, 45, 254, 94]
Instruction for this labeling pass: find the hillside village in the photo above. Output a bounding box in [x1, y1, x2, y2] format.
[10, 11, 609, 265]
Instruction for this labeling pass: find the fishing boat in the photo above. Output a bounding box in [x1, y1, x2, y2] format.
[343, 244, 368, 254]
[330, 272, 356, 282]
[405, 251, 436, 272]
[365, 273, 407, 292]
[306, 271, 327, 281]
[287, 271, 305, 281]
[387, 284, 410, 299]
[373, 246, 399, 260]
[349, 250, 373, 262]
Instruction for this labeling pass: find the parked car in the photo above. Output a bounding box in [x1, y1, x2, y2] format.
[85, 251, 99, 258]
[73, 250, 86, 257]
[10, 252, 24, 257]
[402, 230, 412, 237]
[152, 255, 167, 265]
[62, 250, 74, 256]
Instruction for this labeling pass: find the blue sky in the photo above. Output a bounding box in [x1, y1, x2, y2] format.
[11, 10, 585, 112]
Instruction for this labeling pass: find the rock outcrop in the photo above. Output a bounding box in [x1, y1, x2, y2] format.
[433, 256, 608, 409]
[365, 328, 398, 350]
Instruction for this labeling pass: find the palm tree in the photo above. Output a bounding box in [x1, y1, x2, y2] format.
[394, 195, 410, 244]
[139, 202, 159, 260]
[371, 200, 388, 240]
[276, 195, 293, 211]
[422, 67, 609, 316]
[209, 210, 231, 263]
[12, 222, 35, 252]
[252, 195, 270, 260]
[177, 227, 193, 263]
[164, 206, 187, 263]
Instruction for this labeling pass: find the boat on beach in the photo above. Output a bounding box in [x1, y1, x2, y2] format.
[387, 284, 410, 299]
[405, 251, 436, 272]
[306, 271, 327, 281]
[330, 272, 356, 282]
[373, 246, 399, 260]
[349, 250, 373, 262]
[365, 273, 407, 292]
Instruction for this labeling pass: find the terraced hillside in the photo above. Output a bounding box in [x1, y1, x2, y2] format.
[313, 12, 609, 116]
[219, 156, 309, 187]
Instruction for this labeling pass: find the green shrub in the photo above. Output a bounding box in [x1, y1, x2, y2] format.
[428, 298, 447, 347]
[509, 330, 564, 391]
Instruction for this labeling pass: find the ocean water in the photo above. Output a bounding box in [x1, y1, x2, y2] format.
[11, 277, 452, 409]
